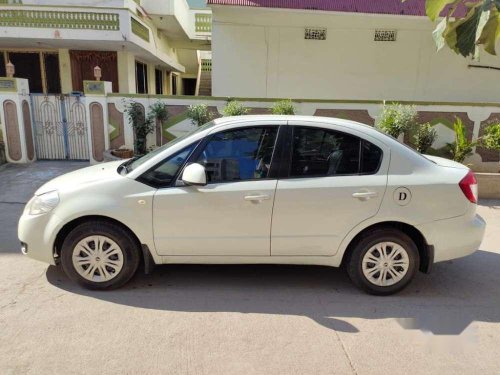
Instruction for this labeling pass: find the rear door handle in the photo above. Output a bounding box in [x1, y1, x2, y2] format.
[352, 191, 378, 200]
[244, 195, 270, 202]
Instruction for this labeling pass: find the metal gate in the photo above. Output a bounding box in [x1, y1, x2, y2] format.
[31, 94, 89, 160]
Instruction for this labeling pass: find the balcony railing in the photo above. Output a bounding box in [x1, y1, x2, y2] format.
[195, 13, 211, 33]
[0, 9, 120, 30]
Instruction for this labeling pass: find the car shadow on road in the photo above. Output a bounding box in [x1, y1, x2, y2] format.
[46, 249, 500, 336]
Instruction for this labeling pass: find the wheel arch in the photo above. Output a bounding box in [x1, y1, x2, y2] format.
[340, 221, 433, 273]
[53, 215, 154, 271]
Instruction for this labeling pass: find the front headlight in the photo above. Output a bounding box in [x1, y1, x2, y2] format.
[29, 191, 60, 215]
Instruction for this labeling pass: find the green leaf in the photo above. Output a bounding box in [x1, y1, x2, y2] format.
[477, 8, 500, 54]
[444, 3, 492, 57]
[426, 0, 457, 21]
[433, 18, 448, 50]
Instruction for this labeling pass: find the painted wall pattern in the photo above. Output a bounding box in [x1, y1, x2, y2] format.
[314, 109, 375, 126]
[108, 103, 125, 150]
[22, 100, 35, 161]
[90, 102, 105, 162]
[3, 100, 22, 161]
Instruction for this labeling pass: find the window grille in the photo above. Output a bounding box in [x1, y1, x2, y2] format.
[305, 28, 327, 40]
[374, 30, 397, 42]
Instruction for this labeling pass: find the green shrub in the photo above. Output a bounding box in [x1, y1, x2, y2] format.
[148, 101, 169, 124]
[447, 117, 477, 163]
[377, 104, 418, 139]
[187, 104, 214, 127]
[271, 99, 295, 115]
[414, 123, 437, 154]
[482, 123, 500, 150]
[222, 100, 249, 117]
[124, 100, 154, 155]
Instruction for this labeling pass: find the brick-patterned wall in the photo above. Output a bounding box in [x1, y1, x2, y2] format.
[314, 109, 375, 126]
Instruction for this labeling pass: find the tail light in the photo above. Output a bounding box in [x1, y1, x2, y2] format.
[459, 170, 478, 204]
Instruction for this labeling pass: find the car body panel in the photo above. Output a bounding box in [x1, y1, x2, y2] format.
[17, 115, 485, 273]
[271, 120, 391, 256]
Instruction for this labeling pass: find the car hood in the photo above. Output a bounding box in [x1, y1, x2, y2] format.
[35, 160, 125, 196]
[423, 155, 469, 170]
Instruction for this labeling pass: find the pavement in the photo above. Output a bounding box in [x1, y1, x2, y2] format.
[0, 161, 500, 374]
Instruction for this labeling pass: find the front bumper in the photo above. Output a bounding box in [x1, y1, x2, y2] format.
[416, 214, 486, 263]
[18, 210, 63, 265]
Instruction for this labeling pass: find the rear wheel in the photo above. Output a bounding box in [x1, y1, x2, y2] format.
[61, 221, 140, 290]
[346, 229, 419, 295]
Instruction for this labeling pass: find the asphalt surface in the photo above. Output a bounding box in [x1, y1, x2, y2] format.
[0, 161, 499, 374]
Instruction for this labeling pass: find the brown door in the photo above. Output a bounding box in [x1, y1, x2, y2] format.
[70, 50, 119, 93]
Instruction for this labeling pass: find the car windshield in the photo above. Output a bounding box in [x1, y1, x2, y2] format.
[119, 121, 216, 175]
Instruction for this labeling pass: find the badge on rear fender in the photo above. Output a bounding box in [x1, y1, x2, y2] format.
[394, 187, 411, 206]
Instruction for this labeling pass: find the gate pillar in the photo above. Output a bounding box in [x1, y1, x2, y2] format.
[0, 78, 34, 163]
[84, 81, 112, 164]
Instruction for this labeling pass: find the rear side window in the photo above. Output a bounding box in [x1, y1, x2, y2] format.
[360, 140, 383, 174]
[289, 127, 382, 177]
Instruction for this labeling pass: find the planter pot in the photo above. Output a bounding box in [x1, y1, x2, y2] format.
[112, 149, 134, 159]
[476, 173, 500, 199]
[103, 149, 134, 162]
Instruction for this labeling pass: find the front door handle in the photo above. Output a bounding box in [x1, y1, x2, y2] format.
[352, 191, 378, 200]
[244, 195, 270, 202]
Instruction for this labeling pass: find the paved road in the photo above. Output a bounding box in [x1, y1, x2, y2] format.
[1, 162, 499, 374]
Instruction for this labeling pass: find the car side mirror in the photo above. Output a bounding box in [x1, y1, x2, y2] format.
[181, 163, 207, 186]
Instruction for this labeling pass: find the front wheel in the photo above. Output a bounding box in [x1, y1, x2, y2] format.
[60, 221, 140, 290]
[346, 229, 419, 295]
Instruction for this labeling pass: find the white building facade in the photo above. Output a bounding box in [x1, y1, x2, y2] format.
[0, 0, 212, 95]
[208, 1, 500, 103]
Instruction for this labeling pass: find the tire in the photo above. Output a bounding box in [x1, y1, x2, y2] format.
[60, 220, 141, 290]
[346, 228, 420, 296]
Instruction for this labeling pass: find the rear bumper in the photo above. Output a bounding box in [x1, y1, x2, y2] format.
[416, 214, 486, 263]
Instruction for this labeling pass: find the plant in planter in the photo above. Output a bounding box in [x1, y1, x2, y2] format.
[414, 122, 437, 154]
[149, 101, 169, 146]
[447, 117, 477, 163]
[187, 104, 214, 127]
[222, 100, 249, 117]
[482, 123, 500, 151]
[377, 104, 418, 139]
[124, 100, 155, 156]
[271, 99, 296, 115]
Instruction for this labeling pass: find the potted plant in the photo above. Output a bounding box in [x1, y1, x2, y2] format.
[124, 100, 155, 156]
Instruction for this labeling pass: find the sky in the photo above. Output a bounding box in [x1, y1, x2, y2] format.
[187, 0, 207, 8]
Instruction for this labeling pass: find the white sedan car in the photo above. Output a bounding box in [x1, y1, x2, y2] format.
[18, 116, 485, 295]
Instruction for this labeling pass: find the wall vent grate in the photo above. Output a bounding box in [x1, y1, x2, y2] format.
[374, 30, 397, 42]
[305, 28, 327, 40]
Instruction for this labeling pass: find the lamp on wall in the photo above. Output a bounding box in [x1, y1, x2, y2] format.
[6, 61, 15, 78]
[94, 65, 102, 81]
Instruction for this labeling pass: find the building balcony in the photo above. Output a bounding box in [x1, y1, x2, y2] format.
[0, 2, 187, 71]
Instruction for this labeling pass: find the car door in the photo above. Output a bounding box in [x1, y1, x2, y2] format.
[152, 121, 285, 256]
[271, 122, 389, 256]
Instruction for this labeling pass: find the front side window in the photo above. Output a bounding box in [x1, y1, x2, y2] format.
[290, 127, 381, 177]
[196, 127, 279, 183]
[138, 144, 197, 187]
